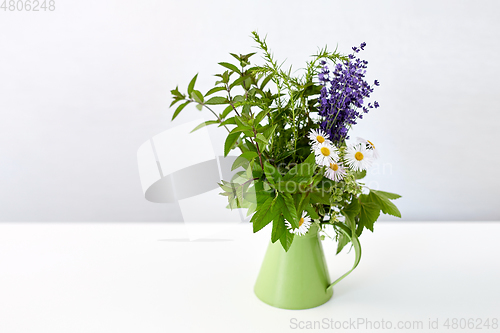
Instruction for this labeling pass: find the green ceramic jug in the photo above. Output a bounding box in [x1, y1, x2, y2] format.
[254, 223, 355, 309]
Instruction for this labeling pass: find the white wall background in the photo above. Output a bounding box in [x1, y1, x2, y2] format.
[1, 0, 499, 222]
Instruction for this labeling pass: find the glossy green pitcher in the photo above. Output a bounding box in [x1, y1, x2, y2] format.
[254, 223, 357, 310]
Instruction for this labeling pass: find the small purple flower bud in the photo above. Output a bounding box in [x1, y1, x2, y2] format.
[374, 80, 380, 86]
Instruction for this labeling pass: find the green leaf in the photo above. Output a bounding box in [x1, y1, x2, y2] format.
[254, 110, 269, 124]
[264, 162, 281, 184]
[195, 104, 203, 111]
[234, 116, 248, 128]
[270, 196, 286, 243]
[187, 73, 198, 95]
[230, 76, 248, 89]
[343, 196, 361, 220]
[220, 116, 236, 126]
[255, 133, 267, 144]
[170, 86, 184, 98]
[219, 62, 241, 74]
[310, 190, 331, 205]
[190, 120, 219, 133]
[221, 105, 234, 119]
[260, 73, 273, 90]
[369, 190, 402, 218]
[305, 204, 319, 220]
[281, 193, 298, 228]
[354, 170, 367, 180]
[191, 90, 204, 103]
[229, 125, 253, 134]
[231, 151, 258, 171]
[252, 197, 277, 233]
[224, 132, 240, 157]
[336, 232, 350, 254]
[279, 229, 294, 252]
[372, 190, 402, 200]
[169, 98, 182, 107]
[359, 198, 380, 232]
[205, 96, 227, 105]
[205, 86, 226, 97]
[171, 101, 190, 120]
[296, 193, 310, 218]
[275, 180, 301, 193]
[283, 153, 316, 181]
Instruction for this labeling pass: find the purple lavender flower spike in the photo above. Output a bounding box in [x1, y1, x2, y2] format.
[317, 43, 379, 143]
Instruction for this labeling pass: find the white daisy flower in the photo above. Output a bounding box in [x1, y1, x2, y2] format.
[357, 137, 379, 159]
[345, 143, 373, 171]
[313, 141, 339, 166]
[308, 128, 331, 147]
[324, 161, 346, 182]
[285, 211, 312, 236]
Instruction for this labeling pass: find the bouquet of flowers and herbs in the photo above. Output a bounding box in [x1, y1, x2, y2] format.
[170, 32, 401, 266]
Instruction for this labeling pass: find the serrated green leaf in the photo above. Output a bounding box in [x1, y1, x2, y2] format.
[252, 197, 277, 233]
[283, 153, 316, 181]
[255, 133, 267, 144]
[190, 120, 219, 133]
[219, 62, 241, 74]
[205, 86, 226, 97]
[279, 229, 294, 252]
[229, 125, 253, 134]
[372, 190, 402, 200]
[264, 162, 281, 184]
[254, 110, 269, 124]
[359, 199, 380, 232]
[169, 98, 182, 107]
[343, 196, 361, 220]
[231, 151, 258, 171]
[305, 205, 319, 219]
[234, 116, 248, 128]
[369, 190, 402, 218]
[281, 193, 298, 228]
[191, 90, 204, 103]
[230, 77, 245, 89]
[310, 190, 331, 205]
[220, 116, 236, 126]
[271, 214, 286, 243]
[171, 101, 190, 120]
[275, 180, 300, 193]
[224, 132, 240, 157]
[221, 105, 234, 119]
[170, 86, 184, 98]
[205, 96, 227, 105]
[187, 74, 198, 95]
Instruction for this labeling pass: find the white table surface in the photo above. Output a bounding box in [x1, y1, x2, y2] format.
[1, 221, 499, 333]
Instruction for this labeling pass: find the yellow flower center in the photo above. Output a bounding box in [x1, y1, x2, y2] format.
[320, 147, 331, 156]
[367, 140, 375, 149]
[330, 163, 339, 171]
[299, 217, 304, 227]
[316, 135, 325, 143]
[355, 152, 364, 161]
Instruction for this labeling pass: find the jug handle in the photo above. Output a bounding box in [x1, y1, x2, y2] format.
[326, 219, 362, 291]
